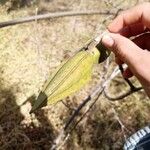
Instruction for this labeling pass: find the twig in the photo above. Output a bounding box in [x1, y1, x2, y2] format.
[111, 107, 130, 140]
[104, 86, 143, 100]
[61, 100, 76, 111]
[69, 87, 104, 132]
[0, 10, 115, 28]
[64, 95, 91, 130]
[119, 65, 136, 90]
[51, 130, 70, 150]
[103, 65, 143, 100]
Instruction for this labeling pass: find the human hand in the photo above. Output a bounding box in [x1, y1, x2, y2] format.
[102, 3, 150, 97]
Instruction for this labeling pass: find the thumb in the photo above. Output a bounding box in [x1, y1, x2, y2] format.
[102, 33, 150, 97]
[101, 33, 143, 67]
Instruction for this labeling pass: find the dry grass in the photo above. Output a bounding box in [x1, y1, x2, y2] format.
[0, 0, 150, 149]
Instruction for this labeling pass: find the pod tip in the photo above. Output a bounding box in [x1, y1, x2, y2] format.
[29, 91, 48, 114]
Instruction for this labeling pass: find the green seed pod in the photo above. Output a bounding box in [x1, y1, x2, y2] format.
[30, 42, 109, 113]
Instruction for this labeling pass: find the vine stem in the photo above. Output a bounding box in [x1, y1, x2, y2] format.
[0, 10, 115, 28]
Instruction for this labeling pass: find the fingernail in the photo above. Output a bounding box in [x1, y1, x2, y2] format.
[102, 34, 114, 48]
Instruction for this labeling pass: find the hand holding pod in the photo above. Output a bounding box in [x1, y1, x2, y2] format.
[30, 36, 110, 113]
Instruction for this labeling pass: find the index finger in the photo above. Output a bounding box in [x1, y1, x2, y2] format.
[108, 3, 150, 33]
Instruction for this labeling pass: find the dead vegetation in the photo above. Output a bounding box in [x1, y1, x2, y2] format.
[0, 0, 150, 150]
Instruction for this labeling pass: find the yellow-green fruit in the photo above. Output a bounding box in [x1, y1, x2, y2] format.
[30, 47, 101, 113]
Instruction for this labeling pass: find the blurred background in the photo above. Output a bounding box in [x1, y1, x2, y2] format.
[0, 0, 150, 149]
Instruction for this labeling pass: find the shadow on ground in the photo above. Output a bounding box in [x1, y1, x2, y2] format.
[0, 71, 55, 150]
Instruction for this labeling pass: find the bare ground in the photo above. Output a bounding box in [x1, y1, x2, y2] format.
[0, 0, 150, 150]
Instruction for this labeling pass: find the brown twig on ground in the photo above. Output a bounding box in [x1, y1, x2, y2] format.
[0, 10, 115, 28]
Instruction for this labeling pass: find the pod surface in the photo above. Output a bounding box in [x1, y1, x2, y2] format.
[30, 48, 100, 113]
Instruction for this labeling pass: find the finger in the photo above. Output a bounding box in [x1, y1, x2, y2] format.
[102, 33, 142, 64]
[122, 67, 133, 78]
[108, 3, 150, 33]
[115, 56, 124, 65]
[119, 23, 145, 37]
[132, 32, 150, 50]
[101, 33, 144, 74]
[102, 33, 150, 89]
